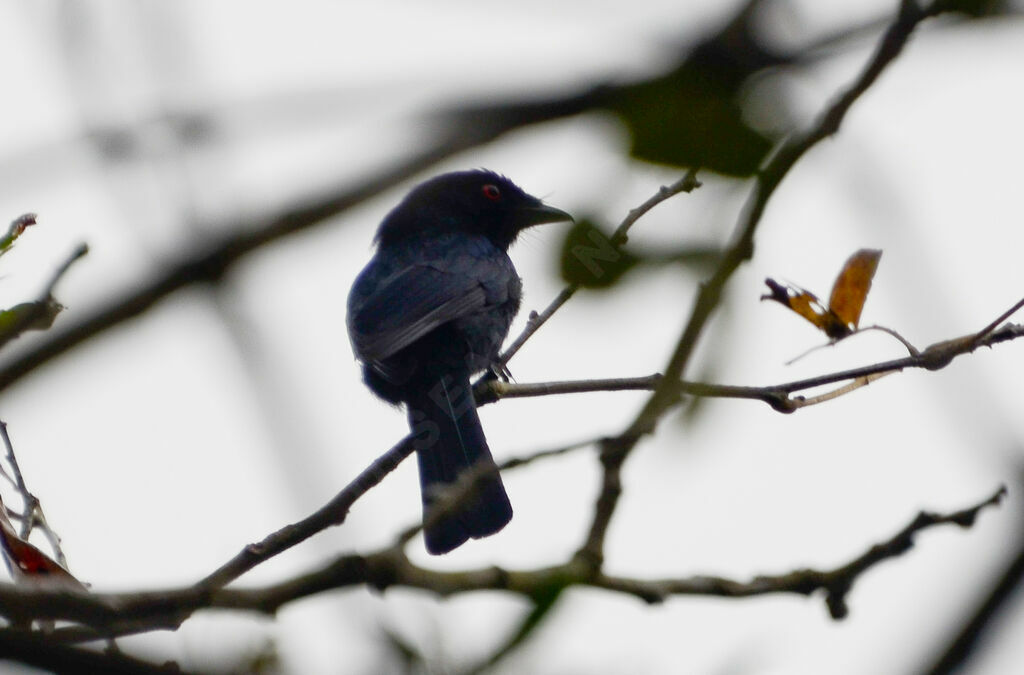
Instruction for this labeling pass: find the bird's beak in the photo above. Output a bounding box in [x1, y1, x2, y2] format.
[522, 203, 574, 227]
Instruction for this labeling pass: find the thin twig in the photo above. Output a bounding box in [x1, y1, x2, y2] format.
[486, 375, 662, 400]
[784, 323, 919, 365]
[497, 169, 702, 366]
[972, 295, 1024, 342]
[787, 372, 895, 410]
[0, 423, 31, 539]
[858, 324, 920, 355]
[0, 422, 70, 568]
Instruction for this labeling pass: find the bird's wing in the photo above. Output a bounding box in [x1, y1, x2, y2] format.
[349, 264, 487, 362]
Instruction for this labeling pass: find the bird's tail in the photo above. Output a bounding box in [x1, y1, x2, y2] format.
[407, 374, 513, 555]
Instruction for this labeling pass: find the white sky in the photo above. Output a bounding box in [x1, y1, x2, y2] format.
[0, 1, 1023, 673]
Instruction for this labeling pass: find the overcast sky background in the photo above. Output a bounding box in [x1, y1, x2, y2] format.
[0, 1, 1023, 673]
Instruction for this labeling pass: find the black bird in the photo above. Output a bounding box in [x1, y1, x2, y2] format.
[347, 170, 572, 554]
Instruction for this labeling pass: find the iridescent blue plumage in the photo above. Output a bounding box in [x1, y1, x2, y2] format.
[347, 170, 571, 554]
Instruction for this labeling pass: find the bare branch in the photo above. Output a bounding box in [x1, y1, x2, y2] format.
[0, 422, 73, 570]
[596, 485, 1006, 619]
[857, 324, 920, 356]
[481, 307, 1024, 412]
[0, 629, 190, 675]
[195, 436, 415, 592]
[484, 375, 662, 401]
[9, 486, 1000, 643]
[497, 168, 702, 367]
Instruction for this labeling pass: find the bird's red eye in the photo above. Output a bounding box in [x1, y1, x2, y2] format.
[482, 184, 501, 201]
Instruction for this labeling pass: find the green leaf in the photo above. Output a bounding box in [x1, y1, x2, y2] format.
[559, 219, 638, 289]
[608, 65, 773, 175]
[0, 299, 64, 349]
[604, 0, 787, 175]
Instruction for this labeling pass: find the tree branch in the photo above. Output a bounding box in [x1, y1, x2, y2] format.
[574, 0, 961, 568]
[483, 315, 1024, 412]
[0, 629, 189, 675]
[3, 485, 1000, 643]
[195, 436, 415, 592]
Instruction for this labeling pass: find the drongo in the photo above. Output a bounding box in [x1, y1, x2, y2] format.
[347, 170, 572, 554]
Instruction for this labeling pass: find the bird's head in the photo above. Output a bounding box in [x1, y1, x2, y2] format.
[375, 170, 573, 249]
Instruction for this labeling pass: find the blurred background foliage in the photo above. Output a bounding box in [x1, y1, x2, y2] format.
[0, 0, 1023, 673]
